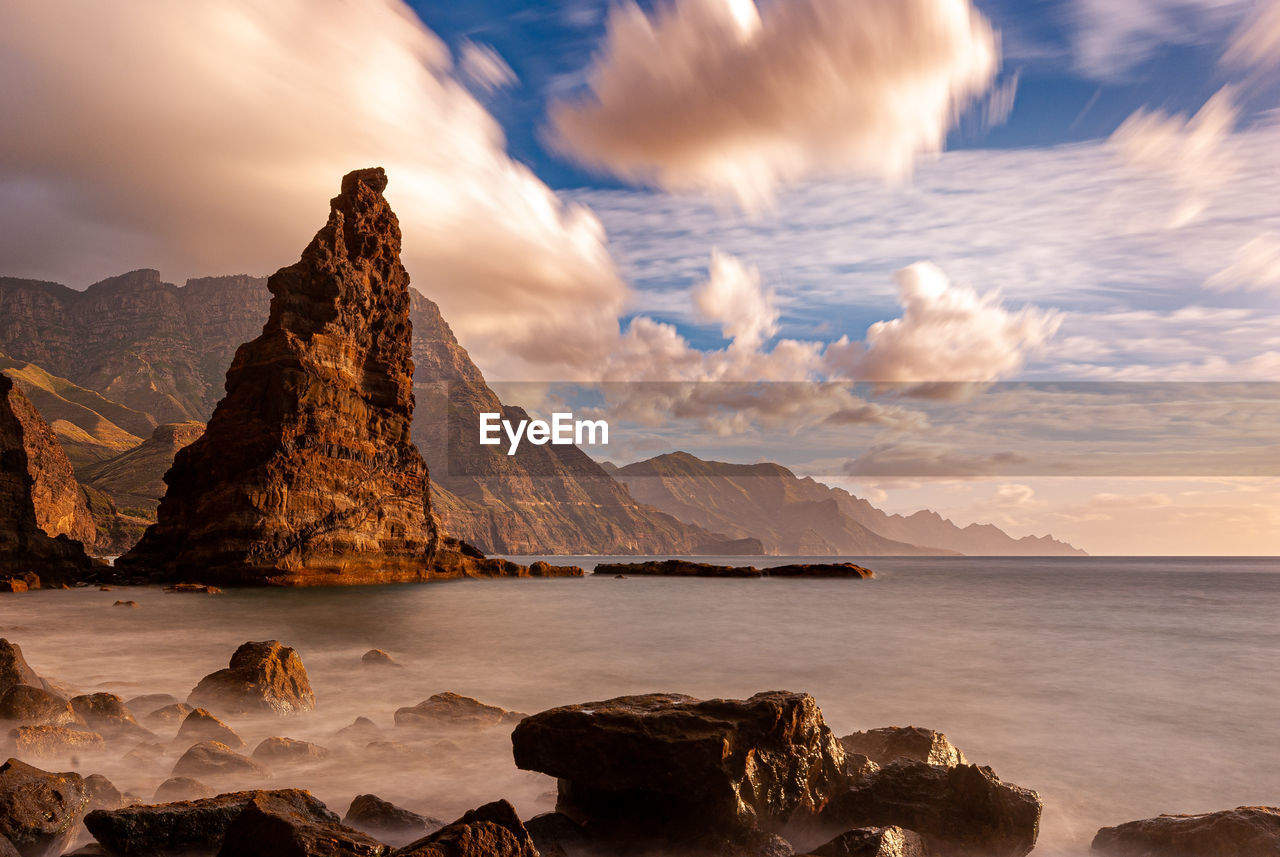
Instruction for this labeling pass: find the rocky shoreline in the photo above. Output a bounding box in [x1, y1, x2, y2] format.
[2, 635, 1272, 857]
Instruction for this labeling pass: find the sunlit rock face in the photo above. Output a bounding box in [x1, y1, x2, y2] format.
[118, 168, 442, 585]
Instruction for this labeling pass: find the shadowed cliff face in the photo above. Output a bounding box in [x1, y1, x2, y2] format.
[0, 375, 99, 580]
[119, 168, 442, 584]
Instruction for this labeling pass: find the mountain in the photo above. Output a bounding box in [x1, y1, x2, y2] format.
[410, 293, 759, 555]
[80, 422, 206, 514]
[615, 452, 1085, 556]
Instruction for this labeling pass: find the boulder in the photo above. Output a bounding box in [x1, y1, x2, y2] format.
[0, 641, 42, 697]
[395, 800, 536, 857]
[394, 693, 525, 731]
[803, 826, 927, 857]
[0, 758, 89, 857]
[9, 725, 105, 758]
[172, 741, 270, 779]
[332, 716, 385, 747]
[216, 790, 388, 856]
[523, 812, 590, 857]
[838, 727, 967, 769]
[164, 583, 222, 593]
[70, 693, 153, 741]
[84, 774, 124, 811]
[153, 777, 214, 803]
[251, 737, 330, 764]
[145, 703, 193, 728]
[765, 564, 874, 579]
[593, 560, 763, 578]
[343, 794, 442, 847]
[527, 561, 586, 577]
[362, 650, 401, 668]
[176, 709, 245, 749]
[125, 694, 180, 718]
[187, 640, 315, 716]
[511, 691, 847, 838]
[113, 600, 139, 608]
[0, 685, 75, 726]
[85, 788, 336, 857]
[1091, 805, 1280, 856]
[823, 761, 1041, 857]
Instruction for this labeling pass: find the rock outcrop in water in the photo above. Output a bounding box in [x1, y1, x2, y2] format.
[1, 376, 99, 583]
[116, 168, 555, 585]
[187, 641, 316, 717]
[1091, 806, 1280, 856]
[592, 559, 874, 578]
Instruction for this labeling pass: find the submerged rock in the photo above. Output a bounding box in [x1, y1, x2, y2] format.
[395, 799, 536, 857]
[9, 725, 105, 758]
[125, 694, 179, 719]
[1091, 805, 1280, 856]
[187, 640, 315, 716]
[394, 693, 525, 731]
[145, 702, 194, 729]
[153, 777, 214, 803]
[838, 727, 967, 769]
[362, 649, 401, 668]
[71, 693, 153, 741]
[512, 691, 847, 839]
[0, 685, 76, 726]
[84, 774, 124, 811]
[176, 709, 245, 749]
[171, 741, 270, 779]
[343, 794, 442, 847]
[592, 560, 874, 579]
[0, 758, 89, 857]
[251, 737, 330, 764]
[823, 760, 1041, 857]
[802, 826, 926, 857]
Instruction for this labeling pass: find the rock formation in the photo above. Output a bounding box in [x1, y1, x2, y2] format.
[0, 758, 89, 857]
[187, 641, 315, 717]
[80, 421, 205, 514]
[117, 168, 551, 585]
[592, 559, 875, 578]
[1, 376, 99, 583]
[1091, 806, 1280, 856]
[838, 726, 968, 769]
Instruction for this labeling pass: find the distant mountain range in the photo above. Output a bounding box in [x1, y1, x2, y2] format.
[0, 270, 1085, 557]
[612, 452, 1085, 557]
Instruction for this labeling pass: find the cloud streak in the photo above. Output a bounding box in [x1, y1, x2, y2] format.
[550, 0, 999, 208]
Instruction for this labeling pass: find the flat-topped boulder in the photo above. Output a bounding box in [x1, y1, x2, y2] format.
[839, 726, 967, 769]
[1091, 805, 1280, 856]
[394, 693, 526, 731]
[512, 691, 847, 838]
[187, 641, 315, 716]
[9, 725, 105, 759]
[592, 560, 874, 579]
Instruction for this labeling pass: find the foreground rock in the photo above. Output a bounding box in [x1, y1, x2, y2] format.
[0, 641, 42, 697]
[803, 826, 927, 857]
[395, 800, 535, 857]
[217, 791, 388, 857]
[0, 376, 99, 584]
[0, 758, 89, 857]
[343, 794, 442, 847]
[823, 761, 1041, 857]
[1091, 805, 1280, 856]
[0, 685, 76, 726]
[512, 691, 846, 842]
[114, 167, 554, 586]
[839, 727, 967, 770]
[592, 560, 874, 579]
[85, 789, 340, 857]
[187, 641, 315, 716]
[395, 693, 525, 731]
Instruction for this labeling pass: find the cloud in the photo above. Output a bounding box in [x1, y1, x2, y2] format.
[0, 0, 625, 379]
[550, 0, 999, 208]
[692, 250, 778, 349]
[824, 262, 1062, 384]
[1206, 234, 1280, 293]
[1067, 0, 1252, 78]
[1225, 0, 1280, 69]
[1109, 87, 1240, 228]
[459, 40, 518, 91]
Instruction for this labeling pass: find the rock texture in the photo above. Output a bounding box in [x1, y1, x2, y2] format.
[80, 422, 205, 515]
[1, 376, 100, 581]
[512, 691, 847, 838]
[839, 727, 967, 769]
[616, 451, 1085, 556]
[0, 640, 43, 697]
[803, 826, 927, 857]
[187, 641, 315, 717]
[116, 169, 446, 584]
[394, 693, 525, 731]
[1091, 805, 1280, 857]
[216, 790, 388, 857]
[0, 758, 89, 857]
[343, 795, 442, 847]
[395, 800, 536, 857]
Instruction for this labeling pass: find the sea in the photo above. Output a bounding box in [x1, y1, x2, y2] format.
[2, 556, 1277, 856]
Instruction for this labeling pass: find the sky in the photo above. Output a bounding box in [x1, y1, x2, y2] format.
[2, 0, 1279, 554]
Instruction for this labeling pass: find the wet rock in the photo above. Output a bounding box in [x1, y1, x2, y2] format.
[838, 727, 967, 769]
[332, 716, 384, 746]
[512, 691, 847, 838]
[153, 777, 214, 803]
[9, 725, 105, 758]
[113, 600, 139, 608]
[528, 561, 586, 577]
[187, 640, 316, 716]
[145, 702, 193, 728]
[125, 694, 179, 719]
[343, 794, 443, 847]
[0, 640, 42, 697]
[172, 741, 270, 779]
[823, 761, 1041, 857]
[85, 789, 335, 857]
[395, 799, 536, 857]
[70, 693, 153, 741]
[0, 757, 89, 857]
[0, 580, 29, 594]
[593, 560, 763, 578]
[765, 564, 874, 579]
[394, 693, 525, 731]
[0, 685, 76, 726]
[524, 812, 590, 857]
[251, 737, 330, 764]
[362, 650, 401, 668]
[216, 791, 388, 857]
[122, 743, 167, 767]
[163, 583, 221, 594]
[176, 709, 245, 749]
[802, 826, 927, 857]
[1091, 805, 1280, 856]
[84, 774, 124, 811]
